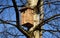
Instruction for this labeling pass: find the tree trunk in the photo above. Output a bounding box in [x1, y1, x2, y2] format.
[21, 0, 44, 38]
[39, 0, 44, 38]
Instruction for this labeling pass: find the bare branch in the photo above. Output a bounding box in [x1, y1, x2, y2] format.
[12, 0, 30, 37]
[41, 29, 60, 32]
[6, 32, 24, 36]
[0, 5, 25, 14]
[44, 1, 60, 5]
[31, 14, 60, 32]
[0, 19, 16, 26]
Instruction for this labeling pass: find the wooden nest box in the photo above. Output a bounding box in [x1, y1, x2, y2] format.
[21, 8, 34, 29]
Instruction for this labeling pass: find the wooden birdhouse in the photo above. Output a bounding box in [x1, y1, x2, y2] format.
[20, 7, 40, 30]
[20, 8, 34, 29]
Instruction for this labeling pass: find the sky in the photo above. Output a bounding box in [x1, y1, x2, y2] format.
[0, 0, 60, 38]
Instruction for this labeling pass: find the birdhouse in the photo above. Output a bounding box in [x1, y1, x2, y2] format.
[21, 8, 34, 29]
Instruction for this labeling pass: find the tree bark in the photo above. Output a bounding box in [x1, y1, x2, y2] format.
[21, 0, 44, 38]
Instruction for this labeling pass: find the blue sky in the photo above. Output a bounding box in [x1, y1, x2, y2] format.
[0, 0, 60, 38]
[0, 0, 26, 38]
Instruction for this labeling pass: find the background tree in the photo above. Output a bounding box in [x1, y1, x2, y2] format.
[0, 0, 60, 38]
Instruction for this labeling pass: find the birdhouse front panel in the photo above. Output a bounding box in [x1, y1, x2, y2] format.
[21, 9, 34, 25]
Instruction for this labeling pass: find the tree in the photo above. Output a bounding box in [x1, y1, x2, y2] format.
[0, 0, 60, 38]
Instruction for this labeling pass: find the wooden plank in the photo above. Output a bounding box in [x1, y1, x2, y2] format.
[21, 9, 34, 27]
